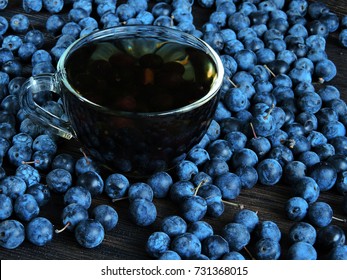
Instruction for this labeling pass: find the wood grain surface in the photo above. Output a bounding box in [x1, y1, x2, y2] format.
[1, 0, 347, 260]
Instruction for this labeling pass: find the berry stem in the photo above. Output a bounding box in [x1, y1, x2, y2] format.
[194, 179, 208, 196]
[54, 33, 62, 40]
[79, 148, 91, 165]
[243, 246, 256, 260]
[227, 77, 238, 88]
[112, 196, 129, 203]
[318, 77, 325, 84]
[222, 199, 244, 209]
[332, 216, 347, 223]
[55, 222, 70, 234]
[263, 104, 275, 120]
[263, 64, 276, 78]
[249, 122, 258, 139]
[21, 159, 40, 165]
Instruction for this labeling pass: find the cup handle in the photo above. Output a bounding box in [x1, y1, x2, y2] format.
[19, 73, 76, 140]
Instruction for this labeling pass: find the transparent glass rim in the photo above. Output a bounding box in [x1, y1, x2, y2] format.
[57, 25, 224, 117]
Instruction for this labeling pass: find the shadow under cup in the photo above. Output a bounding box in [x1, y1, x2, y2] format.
[22, 26, 224, 177]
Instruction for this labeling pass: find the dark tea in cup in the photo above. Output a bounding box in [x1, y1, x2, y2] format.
[20, 26, 224, 177]
[65, 39, 218, 113]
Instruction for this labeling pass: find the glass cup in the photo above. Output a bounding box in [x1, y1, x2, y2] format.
[20, 25, 224, 177]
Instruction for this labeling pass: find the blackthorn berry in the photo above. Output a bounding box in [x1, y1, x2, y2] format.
[233, 209, 259, 232]
[221, 251, 246, 260]
[292, 176, 320, 204]
[0, 193, 13, 220]
[187, 220, 214, 241]
[74, 219, 105, 248]
[64, 186, 92, 209]
[171, 232, 202, 259]
[158, 250, 181, 260]
[77, 171, 104, 197]
[26, 183, 51, 207]
[43, 0, 64, 14]
[59, 203, 89, 232]
[285, 197, 309, 221]
[254, 238, 281, 260]
[287, 241, 317, 260]
[254, 221, 281, 242]
[328, 245, 347, 260]
[202, 235, 229, 260]
[214, 172, 242, 200]
[129, 198, 157, 227]
[23, 0, 42, 13]
[14, 194, 40, 222]
[147, 171, 172, 198]
[0, 219, 25, 249]
[307, 201, 333, 227]
[128, 182, 153, 202]
[256, 158, 283, 186]
[160, 215, 187, 238]
[146, 231, 171, 258]
[222, 223, 250, 251]
[288, 222, 317, 245]
[92, 205, 118, 232]
[316, 224, 346, 253]
[309, 162, 337, 191]
[180, 195, 207, 223]
[26, 217, 53, 246]
[0, 175, 27, 200]
[46, 168, 72, 193]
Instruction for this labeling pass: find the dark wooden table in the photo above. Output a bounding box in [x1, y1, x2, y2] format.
[1, 0, 347, 260]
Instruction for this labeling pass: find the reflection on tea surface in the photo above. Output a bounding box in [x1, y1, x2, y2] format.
[65, 37, 218, 113]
